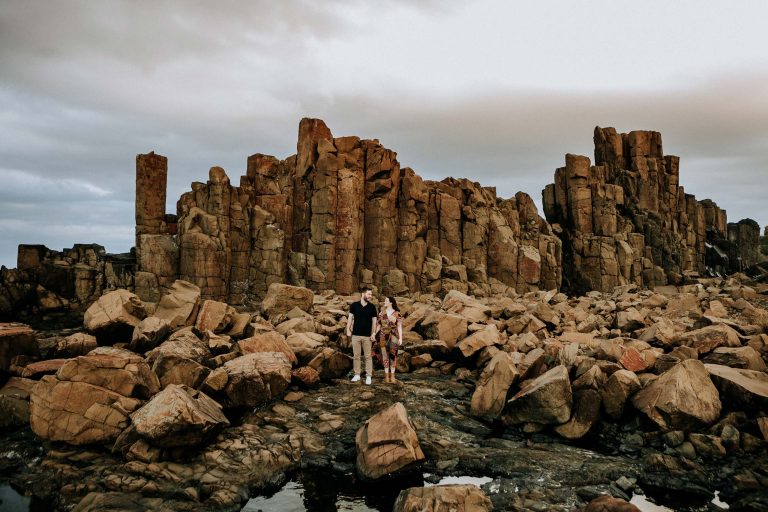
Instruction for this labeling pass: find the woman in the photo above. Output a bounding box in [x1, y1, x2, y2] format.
[376, 296, 403, 383]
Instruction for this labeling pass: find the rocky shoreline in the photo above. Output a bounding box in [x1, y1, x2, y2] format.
[1, 277, 768, 511]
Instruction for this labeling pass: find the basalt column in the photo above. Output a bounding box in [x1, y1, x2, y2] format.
[135, 152, 178, 302]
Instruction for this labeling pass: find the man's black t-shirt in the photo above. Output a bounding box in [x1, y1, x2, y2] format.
[350, 300, 378, 336]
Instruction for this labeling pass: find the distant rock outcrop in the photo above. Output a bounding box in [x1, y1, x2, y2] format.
[543, 127, 760, 293]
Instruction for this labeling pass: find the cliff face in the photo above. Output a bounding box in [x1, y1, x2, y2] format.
[1, 120, 763, 320]
[542, 127, 759, 293]
[133, 118, 562, 304]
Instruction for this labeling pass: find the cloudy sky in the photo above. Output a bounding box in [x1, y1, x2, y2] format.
[1, 0, 767, 268]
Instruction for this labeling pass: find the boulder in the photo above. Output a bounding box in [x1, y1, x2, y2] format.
[131, 384, 229, 447]
[554, 388, 602, 439]
[195, 299, 236, 333]
[0, 377, 35, 427]
[146, 328, 211, 389]
[393, 484, 493, 512]
[503, 365, 572, 425]
[129, 316, 171, 353]
[239, 331, 297, 365]
[356, 402, 425, 479]
[57, 347, 160, 398]
[579, 495, 641, 512]
[470, 351, 519, 419]
[286, 332, 326, 364]
[307, 348, 352, 380]
[19, 359, 68, 378]
[441, 290, 490, 323]
[457, 324, 500, 358]
[30, 376, 142, 445]
[632, 359, 721, 430]
[83, 289, 147, 343]
[420, 311, 467, 349]
[260, 283, 313, 318]
[601, 369, 641, 420]
[704, 363, 768, 410]
[291, 366, 321, 388]
[205, 352, 292, 407]
[153, 280, 201, 328]
[675, 324, 743, 355]
[702, 346, 767, 371]
[1, 323, 38, 375]
[54, 332, 97, 358]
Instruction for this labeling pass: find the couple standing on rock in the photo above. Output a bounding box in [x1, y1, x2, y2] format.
[345, 287, 404, 385]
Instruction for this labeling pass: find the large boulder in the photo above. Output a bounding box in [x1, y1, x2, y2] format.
[30, 376, 142, 445]
[307, 348, 352, 380]
[285, 332, 326, 364]
[1, 323, 38, 376]
[239, 331, 297, 365]
[601, 369, 641, 420]
[702, 346, 767, 371]
[632, 359, 722, 430]
[554, 388, 602, 439]
[704, 363, 768, 409]
[356, 402, 425, 479]
[131, 384, 229, 447]
[153, 280, 201, 328]
[420, 311, 467, 349]
[470, 351, 519, 419]
[503, 365, 572, 425]
[260, 283, 313, 318]
[456, 324, 500, 358]
[146, 328, 212, 389]
[202, 352, 292, 408]
[57, 347, 160, 399]
[195, 299, 236, 333]
[83, 289, 147, 343]
[393, 484, 493, 512]
[129, 316, 171, 353]
[441, 290, 490, 323]
[53, 332, 97, 358]
[0, 377, 35, 427]
[675, 324, 743, 355]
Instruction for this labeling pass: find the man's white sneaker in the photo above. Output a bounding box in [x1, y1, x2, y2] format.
[365, 376, 372, 385]
[350, 375, 361, 383]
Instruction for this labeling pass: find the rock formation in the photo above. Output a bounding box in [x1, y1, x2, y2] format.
[543, 127, 760, 293]
[133, 118, 562, 305]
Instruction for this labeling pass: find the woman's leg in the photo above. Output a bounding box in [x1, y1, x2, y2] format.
[381, 346, 391, 382]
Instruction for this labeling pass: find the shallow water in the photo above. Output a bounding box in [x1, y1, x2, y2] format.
[241, 471, 497, 512]
[0, 484, 30, 512]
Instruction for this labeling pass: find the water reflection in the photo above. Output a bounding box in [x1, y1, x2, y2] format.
[0, 484, 31, 512]
[242, 468, 423, 512]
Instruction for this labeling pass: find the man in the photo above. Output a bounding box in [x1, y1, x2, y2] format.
[346, 287, 378, 385]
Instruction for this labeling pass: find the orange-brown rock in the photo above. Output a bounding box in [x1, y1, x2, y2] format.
[393, 484, 493, 512]
[0, 322, 37, 376]
[83, 289, 147, 343]
[131, 384, 229, 447]
[356, 402, 425, 479]
[203, 352, 292, 408]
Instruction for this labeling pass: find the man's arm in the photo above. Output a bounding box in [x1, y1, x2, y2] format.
[346, 312, 354, 337]
[370, 316, 378, 340]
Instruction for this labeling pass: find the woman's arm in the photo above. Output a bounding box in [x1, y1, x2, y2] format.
[397, 317, 403, 345]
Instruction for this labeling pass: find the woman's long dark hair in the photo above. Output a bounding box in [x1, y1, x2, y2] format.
[387, 296, 400, 312]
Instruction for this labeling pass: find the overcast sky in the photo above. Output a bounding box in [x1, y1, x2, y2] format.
[1, 0, 767, 268]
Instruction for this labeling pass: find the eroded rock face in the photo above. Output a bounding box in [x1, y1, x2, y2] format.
[394, 484, 493, 512]
[632, 359, 722, 430]
[503, 365, 572, 425]
[542, 127, 755, 293]
[0, 322, 38, 376]
[203, 352, 292, 408]
[30, 376, 142, 445]
[83, 289, 146, 343]
[259, 283, 314, 318]
[356, 402, 425, 479]
[131, 384, 229, 448]
[470, 351, 519, 419]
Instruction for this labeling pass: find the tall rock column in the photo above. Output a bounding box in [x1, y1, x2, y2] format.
[135, 152, 178, 302]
